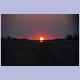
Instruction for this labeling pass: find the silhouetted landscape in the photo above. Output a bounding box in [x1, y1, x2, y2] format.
[1, 14, 79, 66]
[1, 34, 79, 66]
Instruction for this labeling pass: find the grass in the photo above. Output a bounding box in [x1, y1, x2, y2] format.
[51, 40, 79, 55]
[1, 39, 79, 66]
[1, 39, 40, 66]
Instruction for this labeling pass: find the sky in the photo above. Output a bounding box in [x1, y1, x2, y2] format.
[1, 14, 79, 40]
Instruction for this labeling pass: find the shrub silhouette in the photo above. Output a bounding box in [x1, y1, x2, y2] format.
[7, 36, 11, 39]
[65, 34, 79, 40]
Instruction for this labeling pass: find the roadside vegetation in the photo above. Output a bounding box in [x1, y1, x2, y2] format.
[51, 34, 79, 54]
[1, 37, 40, 66]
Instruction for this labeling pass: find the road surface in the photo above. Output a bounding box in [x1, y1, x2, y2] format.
[39, 41, 79, 66]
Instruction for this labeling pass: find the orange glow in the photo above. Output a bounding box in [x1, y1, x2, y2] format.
[40, 37, 44, 42]
[40, 40, 43, 42]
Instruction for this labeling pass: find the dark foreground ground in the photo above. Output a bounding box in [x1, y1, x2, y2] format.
[39, 41, 79, 66]
[1, 39, 40, 66]
[1, 39, 79, 66]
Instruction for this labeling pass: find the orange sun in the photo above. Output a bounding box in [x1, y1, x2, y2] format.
[40, 37, 44, 42]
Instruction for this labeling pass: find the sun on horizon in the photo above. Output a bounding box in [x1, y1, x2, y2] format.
[40, 37, 44, 42]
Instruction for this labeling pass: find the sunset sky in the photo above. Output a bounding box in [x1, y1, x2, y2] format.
[1, 14, 79, 40]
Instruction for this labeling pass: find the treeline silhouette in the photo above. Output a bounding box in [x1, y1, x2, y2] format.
[53, 34, 79, 41]
[65, 34, 79, 40]
[1, 34, 79, 40]
[2, 36, 28, 40]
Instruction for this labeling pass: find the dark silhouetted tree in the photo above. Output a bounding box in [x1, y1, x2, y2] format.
[66, 34, 73, 40]
[7, 36, 10, 39]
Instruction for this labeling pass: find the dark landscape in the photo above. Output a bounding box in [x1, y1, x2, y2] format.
[1, 35, 79, 66]
[1, 38, 40, 66]
[39, 40, 79, 66]
[1, 14, 79, 66]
